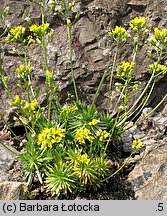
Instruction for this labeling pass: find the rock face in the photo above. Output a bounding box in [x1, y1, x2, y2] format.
[0, 0, 166, 200]
[128, 114, 167, 200]
[128, 137, 167, 200]
[0, 182, 28, 200]
[0, 0, 166, 116]
[0, 146, 27, 200]
[0, 146, 15, 182]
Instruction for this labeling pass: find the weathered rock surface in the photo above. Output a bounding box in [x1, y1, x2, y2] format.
[128, 137, 167, 200]
[0, 182, 28, 200]
[0, 146, 15, 182]
[127, 113, 167, 200]
[0, 0, 166, 122]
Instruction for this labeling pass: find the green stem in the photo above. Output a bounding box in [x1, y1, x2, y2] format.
[40, 0, 45, 25]
[0, 141, 19, 156]
[118, 48, 163, 128]
[1, 75, 13, 98]
[123, 79, 129, 118]
[39, 1, 52, 126]
[0, 112, 21, 142]
[91, 71, 107, 110]
[132, 38, 139, 62]
[104, 109, 122, 153]
[127, 79, 155, 124]
[101, 152, 134, 182]
[135, 94, 166, 125]
[67, 24, 79, 102]
[0, 27, 8, 38]
[124, 93, 167, 131]
[117, 71, 154, 127]
[107, 45, 118, 113]
[111, 85, 126, 117]
[28, 75, 35, 99]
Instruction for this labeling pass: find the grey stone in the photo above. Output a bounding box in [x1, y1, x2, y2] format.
[0, 145, 16, 183]
[128, 137, 167, 200]
[0, 0, 166, 122]
[127, 0, 147, 6]
[0, 182, 28, 200]
[121, 122, 146, 153]
[162, 104, 167, 116]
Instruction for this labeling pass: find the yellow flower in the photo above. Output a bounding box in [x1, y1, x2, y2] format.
[117, 61, 135, 78]
[62, 104, 78, 112]
[132, 140, 144, 149]
[24, 100, 39, 111]
[76, 153, 90, 164]
[73, 155, 97, 185]
[62, 104, 71, 112]
[130, 17, 146, 32]
[149, 63, 167, 75]
[118, 105, 124, 113]
[88, 119, 100, 126]
[154, 28, 167, 41]
[109, 26, 130, 42]
[96, 129, 110, 142]
[10, 95, 21, 106]
[71, 105, 78, 112]
[74, 127, 94, 144]
[60, 104, 78, 119]
[37, 127, 66, 149]
[16, 65, 31, 75]
[30, 23, 50, 37]
[6, 25, 25, 43]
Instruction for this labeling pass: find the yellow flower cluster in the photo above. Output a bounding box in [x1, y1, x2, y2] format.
[6, 25, 25, 43]
[60, 104, 78, 119]
[62, 104, 78, 112]
[74, 127, 94, 144]
[130, 17, 146, 32]
[154, 28, 167, 44]
[96, 129, 110, 142]
[132, 140, 144, 150]
[109, 26, 130, 42]
[37, 127, 66, 149]
[10, 95, 21, 106]
[72, 153, 97, 184]
[88, 119, 100, 126]
[10, 95, 40, 121]
[16, 65, 31, 79]
[10, 95, 39, 111]
[30, 23, 50, 37]
[149, 63, 167, 75]
[23, 100, 39, 111]
[117, 61, 135, 78]
[150, 27, 167, 48]
[76, 153, 90, 165]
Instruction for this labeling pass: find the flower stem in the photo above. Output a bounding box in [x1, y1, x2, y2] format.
[67, 24, 79, 102]
[91, 71, 107, 110]
[101, 152, 134, 182]
[107, 45, 118, 113]
[0, 141, 19, 156]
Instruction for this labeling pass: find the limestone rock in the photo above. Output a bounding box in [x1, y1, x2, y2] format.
[0, 0, 166, 122]
[128, 137, 167, 200]
[0, 145, 16, 183]
[121, 122, 146, 153]
[127, 0, 147, 6]
[0, 182, 28, 200]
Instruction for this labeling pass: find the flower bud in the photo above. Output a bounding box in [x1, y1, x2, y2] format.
[67, 19, 72, 28]
[118, 105, 124, 113]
